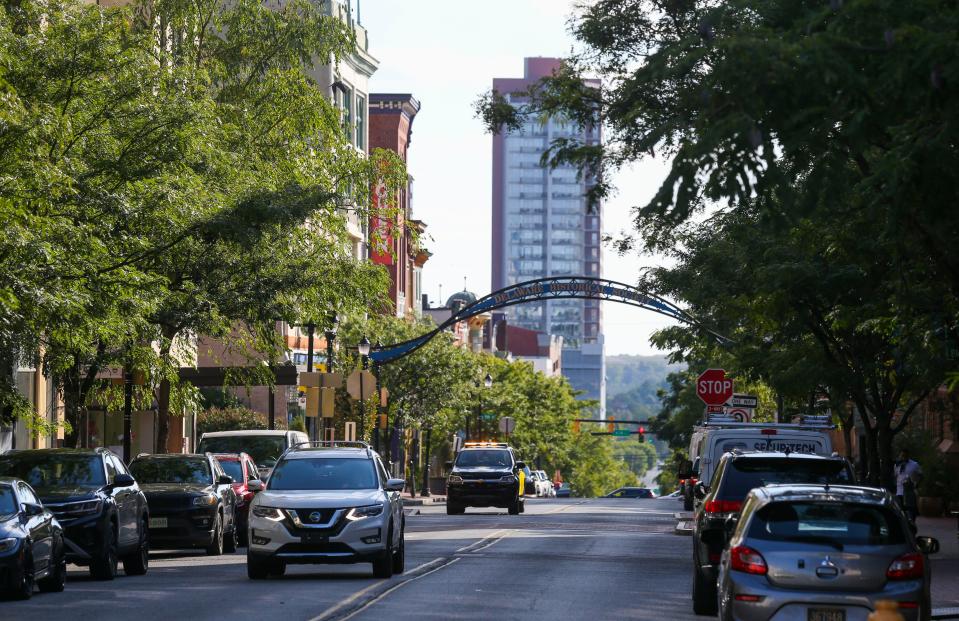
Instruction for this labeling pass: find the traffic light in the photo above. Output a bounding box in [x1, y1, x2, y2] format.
[607, 417, 615, 433]
[572, 420, 581, 434]
[638, 426, 646, 443]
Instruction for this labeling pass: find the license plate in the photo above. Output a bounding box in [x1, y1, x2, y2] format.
[301, 533, 328, 545]
[149, 517, 168, 529]
[808, 608, 845, 621]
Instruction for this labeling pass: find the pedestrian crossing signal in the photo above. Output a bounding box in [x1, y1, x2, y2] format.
[607, 417, 615, 433]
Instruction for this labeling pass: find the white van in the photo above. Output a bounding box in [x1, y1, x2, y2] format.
[686, 417, 833, 508]
[197, 430, 309, 479]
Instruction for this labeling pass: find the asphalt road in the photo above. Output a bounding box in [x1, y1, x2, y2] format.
[6, 497, 955, 620]
[3, 497, 697, 621]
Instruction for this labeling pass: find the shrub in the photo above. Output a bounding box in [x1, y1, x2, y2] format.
[197, 407, 267, 436]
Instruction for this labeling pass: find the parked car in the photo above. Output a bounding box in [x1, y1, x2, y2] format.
[212, 453, 263, 545]
[197, 430, 309, 480]
[535, 471, 556, 497]
[446, 442, 526, 515]
[718, 484, 939, 621]
[691, 451, 855, 615]
[246, 441, 406, 579]
[605, 487, 655, 499]
[521, 463, 537, 497]
[0, 477, 66, 599]
[129, 453, 238, 555]
[0, 448, 149, 580]
[555, 483, 571, 498]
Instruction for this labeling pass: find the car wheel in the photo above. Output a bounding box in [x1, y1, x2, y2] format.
[247, 552, 269, 580]
[372, 527, 394, 579]
[267, 561, 286, 577]
[446, 502, 465, 515]
[122, 518, 149, 576]
[205, 513, 224, 556]
[90, 524, 119, 580]
[391, 527, 405, 575]
[38, 536, 66, 593]
[692, 563, 718, 616]
[10, 541, 34, 600]
[224, 522, 238, 554]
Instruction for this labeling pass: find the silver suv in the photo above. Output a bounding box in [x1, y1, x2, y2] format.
[718, 484, 940, 621]
[246, 442, 407, 579]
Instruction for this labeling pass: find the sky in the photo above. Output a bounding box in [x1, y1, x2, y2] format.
[361, 0, 678, 356]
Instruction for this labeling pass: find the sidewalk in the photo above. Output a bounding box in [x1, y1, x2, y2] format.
[916, 516, 959, 618]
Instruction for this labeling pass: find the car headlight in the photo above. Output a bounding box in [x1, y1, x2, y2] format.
[500, 475, 516, 483]
[192, 494, 217, 506]
[448, 475, 463, 484]
[346, 504, 384, 521]
[0, 537, 18, 554]
[251, 505, 284, 521]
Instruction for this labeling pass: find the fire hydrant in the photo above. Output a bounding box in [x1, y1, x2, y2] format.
[867, 600, 904, 621]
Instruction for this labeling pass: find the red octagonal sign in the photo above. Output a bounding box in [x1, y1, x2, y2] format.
[697, 369, 733, 406]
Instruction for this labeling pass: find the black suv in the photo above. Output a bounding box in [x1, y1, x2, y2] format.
[0, 448, 150, 580]
[129, 453, 238, 555]
[690, 451, 854, 615]
[446, 443, 526, 515]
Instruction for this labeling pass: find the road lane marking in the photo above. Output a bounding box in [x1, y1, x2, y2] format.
[311, 531, 511, 621]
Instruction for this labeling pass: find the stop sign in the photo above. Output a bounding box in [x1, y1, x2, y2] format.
[697, 369, 733, 405]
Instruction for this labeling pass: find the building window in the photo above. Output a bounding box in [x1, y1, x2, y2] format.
[356, 94, 366, 151]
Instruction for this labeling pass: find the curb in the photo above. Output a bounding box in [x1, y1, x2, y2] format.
[402, 497, 447, 507]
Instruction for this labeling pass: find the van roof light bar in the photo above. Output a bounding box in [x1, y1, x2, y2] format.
[462, 442, 510, 449]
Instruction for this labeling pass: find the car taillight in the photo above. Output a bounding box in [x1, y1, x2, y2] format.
[730, 545, 767, 575]
[704, 499, 742, 514]
[886, 553, 924, 580]
[679, 479, 686, 485]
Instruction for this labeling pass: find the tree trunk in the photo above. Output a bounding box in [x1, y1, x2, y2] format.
[861, 421, 880, 486]
[61, 345, 106, 448]
[155, 327, 177, 454]
[876, 421, 896, 493]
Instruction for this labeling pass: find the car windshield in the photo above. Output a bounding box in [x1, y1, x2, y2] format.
[721, 459, 852, 499]
[455, 450, 511, 468]
[216, 459, 243, 483]
[0, 453, 105, 491]
[268, 458, 377, 491]
[130, 458, 211, 485]
[0, 486, 15, 515]
[198, 436, 285, 469]
[748, 501, 906, 547]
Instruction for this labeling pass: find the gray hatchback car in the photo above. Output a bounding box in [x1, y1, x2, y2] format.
[718, 484, 939, 621]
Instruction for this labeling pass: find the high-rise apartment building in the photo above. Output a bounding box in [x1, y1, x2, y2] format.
[491, 57, 605, 417]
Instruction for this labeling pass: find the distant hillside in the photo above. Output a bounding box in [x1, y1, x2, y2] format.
[605, 354, 682, 420]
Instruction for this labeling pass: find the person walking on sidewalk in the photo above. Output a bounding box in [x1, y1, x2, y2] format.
[895, 449, 922, 523]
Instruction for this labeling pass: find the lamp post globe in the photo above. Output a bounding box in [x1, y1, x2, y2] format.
[358, 336, 371, 357]
[484, 373, 493, 389]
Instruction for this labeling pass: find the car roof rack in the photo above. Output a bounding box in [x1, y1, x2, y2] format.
[702, 412, 834, 430]
[286, 441, 373, 458]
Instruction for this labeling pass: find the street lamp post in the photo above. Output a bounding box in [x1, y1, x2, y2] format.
[305, 323, 315, 438]
[421, 426, 432, 497]
[321, 315, 338, 442]
[358, 336, 371, 441]
[471, 373, 493, 441]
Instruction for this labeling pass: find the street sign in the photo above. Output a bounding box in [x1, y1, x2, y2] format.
[612, 429, 631, 437]
[498, 417, 516, 434]
[730, 393, 758, 408]
[726, 407, 751, 423]
[300, 371, 321, 387]
[697, 369, 733, 405]
[346, 370, 376, 401]
[481, 413, 496, 421]
[321, 372, 343, 388]
[321, 387, 335, 418]
[305, 387, 320, 417]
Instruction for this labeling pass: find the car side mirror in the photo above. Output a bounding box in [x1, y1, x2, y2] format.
[113, 473, 135, 487]
[385, 478, 406, 492]
[724, 515, 739, 539]
[916, 536, 940, 555]
[515, 461, 527, 470]
[247, 479, 263, 492]
[694, 481, 709, 500]
[217, 474, 234, 485]
[22, 503, 44, 517]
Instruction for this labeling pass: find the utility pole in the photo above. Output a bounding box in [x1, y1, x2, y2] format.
[306, 323, 315, 438]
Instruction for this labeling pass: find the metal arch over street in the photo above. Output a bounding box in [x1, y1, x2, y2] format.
[368, 276, 725, 364]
